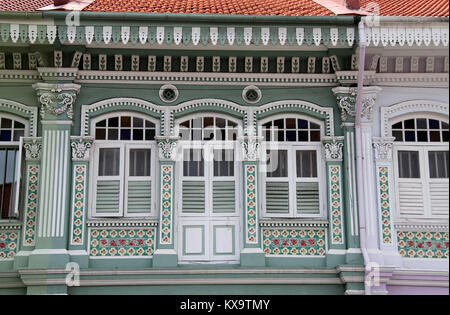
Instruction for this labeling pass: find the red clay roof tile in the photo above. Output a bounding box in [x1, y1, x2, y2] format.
[0, 0, 448, 17]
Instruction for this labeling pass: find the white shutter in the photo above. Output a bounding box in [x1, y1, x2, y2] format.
[429, 181, 449, 215]
[398, 181, 425, 216]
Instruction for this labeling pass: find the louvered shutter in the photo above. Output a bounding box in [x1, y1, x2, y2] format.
[296, 182, 320, 215]
[182, 181, 205, 213]
[213, 181, 235, 213]
[266, 181, 289, 214]
[398, 181, 425, 216]
[95, 180, 121, 215]
[127, 180, 151, 214]
[430, 181, 449, 215]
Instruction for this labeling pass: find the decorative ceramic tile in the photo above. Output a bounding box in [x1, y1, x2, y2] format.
[0, 231, 19, 260]
[245, 164, 258, 244]
[398, 231, 449, 259]
[378, 167, 393, 244]
[329, 165, 344, 244]
[262, 228, 326, 256]
[89, 228, 155, 257]
[70, 165, 87, 245]
[160, 164, 174, 244]
[23, 165, 39, 246]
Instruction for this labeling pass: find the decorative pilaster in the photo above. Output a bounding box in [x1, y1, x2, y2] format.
[12, 138, 42, 270]
[322, 137, 346, 267]
[239, 134, 265, 267]
[28, 79, 80, 274]
[332, 86, 381, 265]
[68, 137, 93, 268]
[152, 136, 179, 267]
[373, 137, 402, 266]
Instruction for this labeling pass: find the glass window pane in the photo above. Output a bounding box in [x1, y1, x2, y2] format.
[0, 130, 12, 142]
[145, 129, 155, 141]
[286, 118, 296, 129]
[108, 117, 119, 127]
[298, 119, 308, 129]
[298, 131, 308, 142]
[273, 119, 284, 129]
[133, 117, 143, 128]
[96, 119, 106, 127]
[13, 130, 24, 142]
[133, 129, 143, 140]
[183, 149, 204, 177]
[429, 119, 440, 129]
[214, 149, 234, 177]
[310, 130, 321, 142]
[1, 119, 12, 128]
[404, 131, 415, 142]
[95, 128, 106, 140]
[203, 117, 214, 128]
[404, 119, 415, 129]
[108, 129, 118, 140]
[429, 151, 449, 179]
[13, 121, 25, 129]
[417, 131, 428, 142]
[392, 130, 403, 142]
[129, 149, 151, 176]
[296, 150, 317, 178]
[120, 129, 131, 140]
[267, 150, 288, 178]
[417, 119, 427, 129]
[398, 151, 420, 178]
[286, 130, 296, 142]
[430, 131, 441, 142]
[98, 148, 120, 176]
[392, 122, 402, 129]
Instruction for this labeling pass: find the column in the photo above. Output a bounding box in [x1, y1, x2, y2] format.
[67, 136, 93, 269]
[332, 86, 382, 265]
[322, 137, 346, 267]
[239, 134, 265, 267]
[152, 136, 179, 267]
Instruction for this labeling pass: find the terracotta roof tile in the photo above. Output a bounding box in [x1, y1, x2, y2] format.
[360, 0, 449, 17]
[0, 0, 53, 11]
[84, 0, 335, 16]
[0, 0, 448, 17]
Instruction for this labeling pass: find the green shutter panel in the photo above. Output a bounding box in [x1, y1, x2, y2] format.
[296, 182, 320, 214]
[266, 181, 289, 214]
[96, 180, 121, 214]
[182, 181, 205, 213]
[213, 181, 235, 213]
[127, 180, 151, 214]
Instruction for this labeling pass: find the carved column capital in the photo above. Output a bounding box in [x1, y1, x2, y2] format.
[156, 136, 179, 161]
[373, 137, 396, 162]
[23, 137, 42, 161]
[33, 82, 81, 121]
[70, 137, 94, 161]
[239, 135, 264, 162]
[322, 136, 345, 162]
[332, 86, 381, 123]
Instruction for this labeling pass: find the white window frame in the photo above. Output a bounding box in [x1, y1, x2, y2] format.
[175, 113, 242, 219]
[89, 112, 159, 219]
[259, 114, 327, 219]
[392, 114, 449, 220]
[0, 113, 29, 221]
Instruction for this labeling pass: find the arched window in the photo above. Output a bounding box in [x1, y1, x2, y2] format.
[392, 116, 449, 218]
[260, 115, 325, 218]
[91, 113, 158, 218]
[175, 114, 241, 262]
[0, 114, 28, 220]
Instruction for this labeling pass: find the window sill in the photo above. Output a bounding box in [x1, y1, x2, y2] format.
[394, 218, 449, 232]
[0, 220, 22, 230]
[259, 219, 328, 228]
[86, 219, 158, 228]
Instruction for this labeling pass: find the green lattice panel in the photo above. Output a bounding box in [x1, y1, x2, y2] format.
[262, 228, 326, 256]
[89, 228, 155, 257]
[397, 231, 449, 259]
